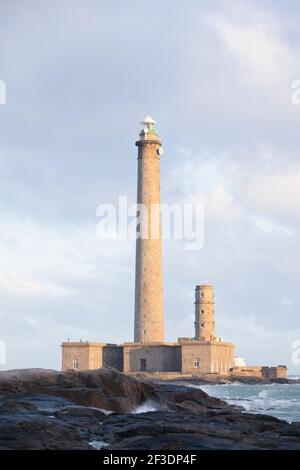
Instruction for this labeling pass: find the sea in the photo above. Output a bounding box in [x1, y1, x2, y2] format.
[197, 377, 300, 423]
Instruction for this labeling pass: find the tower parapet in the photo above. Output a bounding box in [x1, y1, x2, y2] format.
[194, 285, 215, 341]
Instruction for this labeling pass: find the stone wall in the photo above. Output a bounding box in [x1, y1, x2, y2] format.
[180, 341, 234, 374]
[181, 343, 212, 374]
[275, 366, 288, 379]
[210, 342, 235, 373]
[103, 345, 123, 371]
[61, 342, 104, 371]
[262, 366, 287, 379]
[231, 365, 287, 379]
[123, 343, 181, 372]
[61, 340, 236, 374]
[230, 366, 263, 377]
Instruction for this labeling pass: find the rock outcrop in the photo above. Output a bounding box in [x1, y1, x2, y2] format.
[0, 367, 156, 412]
[0, 368, 299, 450]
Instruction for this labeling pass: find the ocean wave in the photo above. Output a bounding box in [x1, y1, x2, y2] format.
[132, 400, 159, 414]
[197, 383, 300, 423]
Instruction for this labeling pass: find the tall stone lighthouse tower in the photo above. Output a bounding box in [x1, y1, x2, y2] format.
[194, 285, 215, 341]
[134, 116, 164, 343]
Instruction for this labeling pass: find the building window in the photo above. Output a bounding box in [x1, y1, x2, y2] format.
[201, 310, 204, 313]
[193, 358, 200, 368]
[140, 358, 147, 371]
[72, 359, 79, 370]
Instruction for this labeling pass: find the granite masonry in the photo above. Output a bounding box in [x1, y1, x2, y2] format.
[61, 117, 286, 379]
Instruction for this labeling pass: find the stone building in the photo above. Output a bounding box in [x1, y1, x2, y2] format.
[230, 365, 287, 379]
[61, 117, 286, 379]
[62, 281, 235, 375]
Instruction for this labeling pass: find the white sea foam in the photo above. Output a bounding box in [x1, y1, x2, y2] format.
[88, 406, 113, 415]
[192, 383, 300, 423]
[258, 390, 269, 398]
[89, 440, 110, 449]
[132, 400, 158, 414]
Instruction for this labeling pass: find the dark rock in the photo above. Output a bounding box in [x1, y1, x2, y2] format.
[54, 406, 108, 419]
[0, 367, 299, 450]
[0, 367, 156, 412]
[0, 418, 89, 450]
[0, 400, 38, 413]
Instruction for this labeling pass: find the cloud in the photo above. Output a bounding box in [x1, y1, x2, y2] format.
[253, 217, 294, 236]
[0, 213, 135, 369]
[162, 143, 300, 364]
[171, 143, 300, 229]
[0, 214, 131, 282]
[243, 169, 300, 224]
[0, 272, 73, 298]
[203, 4, 296, 88]
[218, 310, 300, 367]
[179, 1, 300, 145]
[0, 0, 300, 373]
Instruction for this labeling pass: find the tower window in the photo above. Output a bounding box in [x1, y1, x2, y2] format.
[193, 358, 200, 368]
[72, 359, 79, 370]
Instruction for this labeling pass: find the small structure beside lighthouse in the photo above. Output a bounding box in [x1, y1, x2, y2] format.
[61, 117, 286, 379]
[194, 285, 215, 341]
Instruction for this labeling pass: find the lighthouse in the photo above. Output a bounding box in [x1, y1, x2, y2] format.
[134, 116, 165, 343]
[61, 117, 238, 378]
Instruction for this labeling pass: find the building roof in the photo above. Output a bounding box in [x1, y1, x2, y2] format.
[141, 115, 156, 125]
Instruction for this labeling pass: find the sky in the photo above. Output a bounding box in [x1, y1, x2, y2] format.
[0, 0, 300, 372]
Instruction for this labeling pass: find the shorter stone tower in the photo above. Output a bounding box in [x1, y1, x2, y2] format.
[194, 285, 215, 341]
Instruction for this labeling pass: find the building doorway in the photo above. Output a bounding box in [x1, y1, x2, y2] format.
[140, 358, 147, 371]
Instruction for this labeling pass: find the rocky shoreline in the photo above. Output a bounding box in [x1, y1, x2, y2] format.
[0, 368, 299, 450]
[164, 375, 300, 386]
